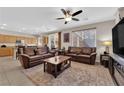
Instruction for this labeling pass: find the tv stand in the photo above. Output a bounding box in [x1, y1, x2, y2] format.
[109, 53, 124, 85]
[110, 54, 124, 66]
[118, 54, 124, 58]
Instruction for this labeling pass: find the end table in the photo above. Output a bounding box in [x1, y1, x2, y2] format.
[100, 54, 110, 67]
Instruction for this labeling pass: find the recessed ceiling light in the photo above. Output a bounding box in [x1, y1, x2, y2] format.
[0, 26, 4, 29]
[22, 28, 26, 30]
[2, 24, 7, 26]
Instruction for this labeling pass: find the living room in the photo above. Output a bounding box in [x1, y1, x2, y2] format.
[0, 7, 124, 87]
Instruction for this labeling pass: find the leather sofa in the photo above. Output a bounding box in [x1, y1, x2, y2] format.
[65, 47, 97, 65]
[19, 47, 54, 69]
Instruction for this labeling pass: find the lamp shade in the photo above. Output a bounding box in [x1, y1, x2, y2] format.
[102, 41, 112, 46]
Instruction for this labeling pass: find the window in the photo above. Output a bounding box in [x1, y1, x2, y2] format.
[72, 28, 96, 47]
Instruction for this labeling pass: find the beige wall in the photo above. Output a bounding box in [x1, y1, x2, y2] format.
[61, 20, 115, 62]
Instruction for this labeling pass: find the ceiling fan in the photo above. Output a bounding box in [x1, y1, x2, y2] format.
[56, 9, 83, 24]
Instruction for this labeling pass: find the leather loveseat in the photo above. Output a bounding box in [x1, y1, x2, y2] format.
[66, 47, 97, 65]
[19, 47, 54, 69]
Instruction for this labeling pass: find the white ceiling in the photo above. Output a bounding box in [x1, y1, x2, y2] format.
[0, 7, 118, 35]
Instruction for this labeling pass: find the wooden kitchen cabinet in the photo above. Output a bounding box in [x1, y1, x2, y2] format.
[0, 48, 14, 57]
[4, 35, 10, 43]
[8, 36, 16, 43]
[0, 35, 4, 43]
[32, 38, 37, 44]
[0, 34, 37, 44]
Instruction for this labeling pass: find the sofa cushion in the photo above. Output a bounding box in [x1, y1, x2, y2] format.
[77, 54, 90, 58]
[70, 47, 82, 54]
[25, 48, 35, 56]
[30, 55, 43, 61]
[81, 48, 92, 55]
[36, 48, 47, 55]
[91, 48, 96, 53]
[66, 53, 77, 56]
[69, 48, 75, 53]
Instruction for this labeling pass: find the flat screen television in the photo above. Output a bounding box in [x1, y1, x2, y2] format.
[112, 18, 124, 57]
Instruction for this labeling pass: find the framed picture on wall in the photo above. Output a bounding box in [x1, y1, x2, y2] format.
[64, 33, 70, 42]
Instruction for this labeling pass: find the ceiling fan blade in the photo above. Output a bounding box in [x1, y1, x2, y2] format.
[65, 21, 68, 24]
[56, 17, 64, 20]
[72, 10, 82, 17]
[72, 18, 79, 21]
[67, 10, 71, 15]
[61, 9, 66, 15]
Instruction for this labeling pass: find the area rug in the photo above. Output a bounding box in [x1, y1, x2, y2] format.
[22, 62, 115, 86]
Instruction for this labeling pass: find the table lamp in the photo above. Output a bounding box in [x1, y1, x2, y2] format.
[102, 41, 112, 54]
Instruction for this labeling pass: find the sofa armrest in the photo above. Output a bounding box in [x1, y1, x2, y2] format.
[90, 53, 97, 56]
[19, 54, 30, 69]
[90, 53, 97, 65]
[49, 50, 56, 55]
[65, 50, 69, 54]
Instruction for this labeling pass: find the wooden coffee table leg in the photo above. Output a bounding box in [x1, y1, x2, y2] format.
[44, 62, 45, 72]
[54, 65, 57, 78]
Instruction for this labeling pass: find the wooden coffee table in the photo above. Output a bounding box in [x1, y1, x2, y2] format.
[43, 55, 71, 78]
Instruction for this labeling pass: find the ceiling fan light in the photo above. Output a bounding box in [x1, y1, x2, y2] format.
[65, 16, 72, 21]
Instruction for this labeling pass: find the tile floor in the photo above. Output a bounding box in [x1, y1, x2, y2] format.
[0, 57, 34, 86]
[0, 56, 114, 86]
